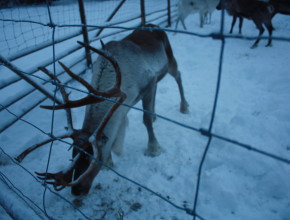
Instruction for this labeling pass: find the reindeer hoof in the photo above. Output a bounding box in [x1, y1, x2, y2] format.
[145, 142, 162, 157]
[250, 44, 258, 49]
[152, 115, 157, 122]
[144, 148, 161, 157]
[266, 43, 272, 47]
[180, 101, 189, 114]
[73, 198, 84, 207]
[102, 156, 114, 169]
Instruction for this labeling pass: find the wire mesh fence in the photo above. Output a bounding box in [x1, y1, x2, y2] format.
[0, 0, 290, 219]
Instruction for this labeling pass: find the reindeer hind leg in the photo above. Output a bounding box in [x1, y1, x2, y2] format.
[264, 21, 274, 47]
[238, 17, 243, 34]
[180, 18, 187, 30]
[175, 18, 180, 30]
[168, 59, 189, 114]
[251, 20, 265, 49]
[230, 16, 237, 34]
[142, 79, 162, 157]
[199, 12, 204, 28]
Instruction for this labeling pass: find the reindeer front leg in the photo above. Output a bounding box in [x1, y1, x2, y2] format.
[111, 116, 128, 156]
[199, 12, 204, 28]
[142, 80, 161, 157]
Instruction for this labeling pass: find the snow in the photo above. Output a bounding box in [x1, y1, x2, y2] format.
[0, 1, 290, 220]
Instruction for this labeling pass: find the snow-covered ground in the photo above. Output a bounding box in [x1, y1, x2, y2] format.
[0, 1, 290, 220]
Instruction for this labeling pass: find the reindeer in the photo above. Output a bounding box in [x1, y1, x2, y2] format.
[16, 25, 189, 196]
[201, 0, 221, 27]
[218, 0, 275, 48]
[216, 0, 244, 34]
[175, 0, 220, 30]
[219, 0, 290, 34]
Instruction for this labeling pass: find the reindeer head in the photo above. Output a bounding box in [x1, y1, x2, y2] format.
[16, 41, 126, 195]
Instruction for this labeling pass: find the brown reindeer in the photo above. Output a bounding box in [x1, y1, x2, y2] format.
[16, 25, 189, 196]
[218, 0, 275, 48]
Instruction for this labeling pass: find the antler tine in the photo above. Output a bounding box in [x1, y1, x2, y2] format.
[35, 153, 81, 189]
[59, 61, 121, 97]
[15, 134, 71, 162]
[100, 39, 107, 50]
[39, 66, 69, 102]
[38, 66, 74, 132]
[40, 62, 108, 110]
[58, 61, 97, 95]
[34, 142, 102, 189]
[66, 142, 101, 187]
[39, 66, 60, 83]
[77, 41, 122, 89]
[59, 61, 124, 99]
[41, 96, 104, 110]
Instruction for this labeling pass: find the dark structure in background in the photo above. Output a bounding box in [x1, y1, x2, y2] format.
[0, 0, 57, 8]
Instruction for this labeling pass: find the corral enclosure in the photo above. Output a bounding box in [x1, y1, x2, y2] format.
[0, 0, 290, 220]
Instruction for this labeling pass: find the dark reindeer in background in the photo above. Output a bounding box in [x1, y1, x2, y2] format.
[218, 0, 290, 48]
[16, 25, 189, 196]
[218, 0, 275, 48]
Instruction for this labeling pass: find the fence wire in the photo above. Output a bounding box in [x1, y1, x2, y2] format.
[0, 105, 205, 219]
[0, 170, 49, 220]
[42, 3, 57, 218]
[1, 57, 290, 219]
[0, 0, 290, 220]
[0, 146, 91, 220]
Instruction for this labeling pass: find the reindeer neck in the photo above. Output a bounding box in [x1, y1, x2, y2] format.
[82, 58, 117, 135]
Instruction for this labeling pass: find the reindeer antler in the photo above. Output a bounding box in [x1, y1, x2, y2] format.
[38, 66, 74, 132]
[15, 134, 71, 163]
[16, 41, 127, 191]
[76, 41, 127, 139]
[15, 66, 75, 163]
[41, 41, 123, 110]
[77, 41, 122, 89]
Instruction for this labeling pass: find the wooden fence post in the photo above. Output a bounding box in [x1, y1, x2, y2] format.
[140, 0, 146, 26]
[167, 0, 171, 27]
[78, 0, 92, 67]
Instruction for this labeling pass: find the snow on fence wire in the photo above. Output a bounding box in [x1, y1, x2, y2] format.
[0, 0, 290, 219]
